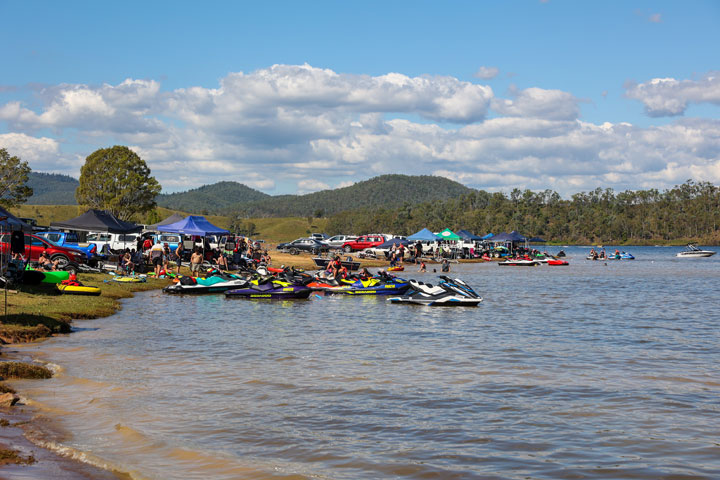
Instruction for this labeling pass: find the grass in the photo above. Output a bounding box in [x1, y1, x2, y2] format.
[0, 448, 36, 466]
[0, 272, 172, 342]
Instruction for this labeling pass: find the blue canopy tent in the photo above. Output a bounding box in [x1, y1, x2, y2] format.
[480, 233, 494, 240]
[157, 215, 229, 236]
[377, 238, 410, 249]
[456, 229, 484, 242]
[407, 228, 441, 242]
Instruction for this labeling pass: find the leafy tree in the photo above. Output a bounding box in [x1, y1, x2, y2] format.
[76, 146, 161, 221]
[0, 148, 33, 208]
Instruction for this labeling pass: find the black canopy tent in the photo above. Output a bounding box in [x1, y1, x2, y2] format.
[146, 213, 185, 231]
[50, 209, 142, 234]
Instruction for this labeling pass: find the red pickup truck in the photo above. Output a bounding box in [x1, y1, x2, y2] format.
[0, 232, 88, 271]
[340, 235, 386, 253]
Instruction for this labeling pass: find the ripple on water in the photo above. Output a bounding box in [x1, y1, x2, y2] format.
[10, 248, 720, 479]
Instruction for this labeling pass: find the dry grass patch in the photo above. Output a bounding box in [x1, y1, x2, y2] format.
[0, 362, 52, 380]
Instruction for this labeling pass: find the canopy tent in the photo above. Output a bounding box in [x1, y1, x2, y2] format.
[528, 236, 547, 243]
[377, 238, 410, 249]
[437, 228, 462, 241]
[487, 231, 527, 243]
[456, 229, 484, 241]
[0, 206, 32, 232]
[407, 228, 441, 242]
[50, 209, 142, 234]
[480, 233, 494, 240]
[146, 213, 185, 231]
[157, 215, 229, 236]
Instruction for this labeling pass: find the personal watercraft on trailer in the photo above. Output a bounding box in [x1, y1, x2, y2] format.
[676, 243, 716, 258]
[389, 276, 482, 306]
[163, 272, 249, 294]
[225, 278, 312, 299]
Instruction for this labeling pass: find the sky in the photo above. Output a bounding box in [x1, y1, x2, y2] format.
[0, 0, 718, 196]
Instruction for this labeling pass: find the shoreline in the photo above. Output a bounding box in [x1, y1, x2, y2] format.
[0, 270, 172, 478]
[0, 251, 477, 478]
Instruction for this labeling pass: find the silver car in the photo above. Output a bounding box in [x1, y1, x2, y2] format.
[325, 235, 358, 249]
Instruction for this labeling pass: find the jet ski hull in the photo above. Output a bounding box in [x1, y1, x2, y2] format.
[225, 285, 312, 299]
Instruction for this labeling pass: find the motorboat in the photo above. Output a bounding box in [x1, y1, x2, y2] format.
[676, 243, 716, 258]
[312, 256, 361, 271]
[389, 276, 482, 306]
[498, 259, 540, 266]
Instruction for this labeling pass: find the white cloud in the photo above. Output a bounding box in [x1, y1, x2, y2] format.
[1, 66, 719, 196]
[297, 179, 330, 194]
[474, 66, 499, 80]
[625, 72, 720, 116]
[492, 87, 581, 121]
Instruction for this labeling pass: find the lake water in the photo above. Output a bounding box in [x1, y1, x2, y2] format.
[9, 246, 720, 480]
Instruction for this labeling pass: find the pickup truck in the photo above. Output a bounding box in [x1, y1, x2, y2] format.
[36, 231, 100, 262]
[87, 232, 141, 254]
[0, 233, 87, 272]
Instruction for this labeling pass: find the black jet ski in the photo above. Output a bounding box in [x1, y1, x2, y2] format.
[389, 276, 482, 306]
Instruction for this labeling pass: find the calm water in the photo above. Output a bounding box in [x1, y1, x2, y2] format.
[9, 246, 720, 480]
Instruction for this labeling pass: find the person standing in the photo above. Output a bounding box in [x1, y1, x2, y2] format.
[190, 247, 203, 277]
[174, 243, 183, 274]
[150, 241, 164, 277]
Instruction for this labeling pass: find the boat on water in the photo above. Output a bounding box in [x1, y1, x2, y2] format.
[498, 259, 540, 266]
[676, 243, 716, 258]
[389, 276, 482, 306]
[312, 256, 360, 271]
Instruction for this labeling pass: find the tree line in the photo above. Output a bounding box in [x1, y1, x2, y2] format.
[325, 181, 720, 245]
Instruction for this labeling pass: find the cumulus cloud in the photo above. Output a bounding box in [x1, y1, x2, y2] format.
[474, 66, 499, 80]
[1, 66, 719, 196]
[625, 72, 720, 116]
[492, 87, 581, 121]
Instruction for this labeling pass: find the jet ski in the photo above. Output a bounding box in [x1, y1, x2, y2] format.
[224, 278, 312, 299]
[163, 272, 249, 294]
[389, 276, 482, 306]
[323, 271, 410, 296]
[498, 258, 540, 266]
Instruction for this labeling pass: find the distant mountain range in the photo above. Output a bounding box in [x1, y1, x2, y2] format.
[27, 172, 474, 217]
[27, 172, 79, 205]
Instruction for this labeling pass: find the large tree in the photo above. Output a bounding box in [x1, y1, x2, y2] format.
[76, 146, 161, 221]
[0, 148, 33, 208]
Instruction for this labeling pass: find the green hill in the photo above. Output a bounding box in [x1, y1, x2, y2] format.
[25, 172, 475, 217]
[27, 172, 79, 205]
[233, 174, 475, 217]
[156, 181, 271, 213]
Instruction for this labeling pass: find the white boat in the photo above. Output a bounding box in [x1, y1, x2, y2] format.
[676, 243, 716, 258]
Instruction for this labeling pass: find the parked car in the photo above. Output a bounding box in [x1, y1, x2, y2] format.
[340, 235, 386, 253]
[310, 233, 329, 241]
[0, 233, 87, 272]
[276, 238, 330, 255]
[325, 235, 358, 249]
[36, 231, 100, 260]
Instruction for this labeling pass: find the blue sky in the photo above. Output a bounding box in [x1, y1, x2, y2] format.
[1, 1, 718, 196]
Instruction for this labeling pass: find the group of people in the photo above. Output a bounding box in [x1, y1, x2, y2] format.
[588, 248, 620, 260]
